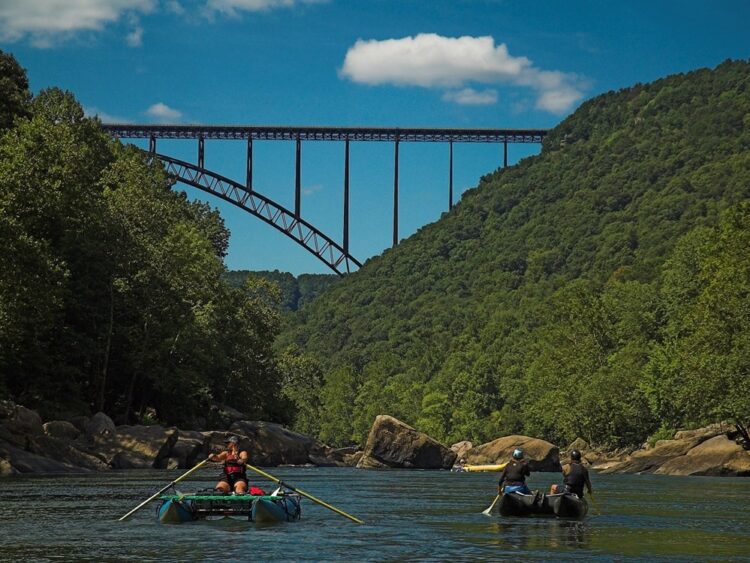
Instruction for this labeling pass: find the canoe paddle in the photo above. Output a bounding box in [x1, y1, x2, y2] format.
[118, 457, 212, 521]
[482, 494, 501, 516]
[245, 463, 364, 524]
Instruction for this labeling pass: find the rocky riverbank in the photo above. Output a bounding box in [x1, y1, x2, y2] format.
[1, 402, 747, 476]
[0, 401, 353, 475]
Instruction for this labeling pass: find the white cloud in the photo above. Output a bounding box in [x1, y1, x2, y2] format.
[0, 0, 155, 47]
[126, 26, 142, 46]
[146, 102, 182, 123]
[206, 0, 327, 16]
[341, 33, 586, 114]
[84, 106, 130, 123]
[166, 1, 185, 15]
[442, 88, 498, 106]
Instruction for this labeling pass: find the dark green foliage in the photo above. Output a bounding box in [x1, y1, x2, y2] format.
[280, 59, 750, 447]
[225, 270, 338, 311]
[0, 63, 288, 426]
[0, 50, 30, 131]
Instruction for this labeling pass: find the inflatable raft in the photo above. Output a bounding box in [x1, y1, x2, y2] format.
[158, 492, 301, 524]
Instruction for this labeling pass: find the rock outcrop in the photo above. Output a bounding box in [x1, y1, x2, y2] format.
[654, 435, 750, 476]
[357, 415, 457, 469]
[466, 435, 561, 472]
[451, 441, 473, 462]
[595, 424, 749, 475]
[228, 420, 328, 466]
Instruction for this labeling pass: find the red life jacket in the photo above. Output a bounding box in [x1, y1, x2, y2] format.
[223, 453, 247, 477]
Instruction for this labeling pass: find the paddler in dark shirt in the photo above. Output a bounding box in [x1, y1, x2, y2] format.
[498, 448, 532, 494]
[210, 435, 249, 494]
[550, 449, 593, 498]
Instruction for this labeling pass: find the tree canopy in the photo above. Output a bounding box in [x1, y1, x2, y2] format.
[0, 50, 288, 427]
[279, 59, 750, 448]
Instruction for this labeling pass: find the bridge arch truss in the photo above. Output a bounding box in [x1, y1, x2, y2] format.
[104, 124, 547, 275]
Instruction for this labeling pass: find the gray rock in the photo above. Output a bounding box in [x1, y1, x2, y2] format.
[451, 441, 473, 462]
[75, 424, 179, 469]
[0, 439, 93, 473]
[84, 412, 116, 441]
[43, 420, 81, 441]
[357, 415, 457, 470]
[169, 430, 207, 469]
[654, 435, 750, 476]
[1, 404, 44, 436]
[1, 456, 18, 475]
[466, 435, 561, 472]
[225, 421, 328, 466]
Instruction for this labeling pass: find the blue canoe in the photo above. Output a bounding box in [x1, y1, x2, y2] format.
[158, 493, 301, 524]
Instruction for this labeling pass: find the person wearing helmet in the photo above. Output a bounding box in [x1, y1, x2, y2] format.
[550, 449, 593, 498]
[498, 448, 532, 494]
[210, 435, 250, 494]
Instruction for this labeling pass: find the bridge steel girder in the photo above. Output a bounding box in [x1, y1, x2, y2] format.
[102, 124, 548, 144]
[154, 153, 361, 276]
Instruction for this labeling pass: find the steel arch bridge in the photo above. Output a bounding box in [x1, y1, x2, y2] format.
[103, 124, 548, 275]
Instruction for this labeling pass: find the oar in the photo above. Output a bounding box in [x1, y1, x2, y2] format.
[482, 494, 501, 515]
[118, 457, 212, 521]
[245, 463, 364, 524]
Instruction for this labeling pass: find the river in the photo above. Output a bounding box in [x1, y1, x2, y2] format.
[1, 468, 748, 561]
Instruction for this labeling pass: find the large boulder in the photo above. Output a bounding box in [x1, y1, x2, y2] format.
[225, 421, 327, 466]
[0, 457, 16, 476]
[0, 438, 99, 473]
[43, 420, 81, 441]
[654, 435, 750, 476]
[673, 424, 727, 442]
[357, 415, 457, 469]
[466, 435, 561, 472]
[166, 430, 208, 469]
[597, 428, 727, 474]
[77, 424, 178, 469]
[84, 412, 116, 442]
[451, 441, 473, 462]
[0, 402, 43, 437]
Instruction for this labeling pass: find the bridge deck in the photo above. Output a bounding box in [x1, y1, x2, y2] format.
[102, 124, 548, 143]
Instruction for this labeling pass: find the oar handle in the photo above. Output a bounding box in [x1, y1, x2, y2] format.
[118, 457, 211, 521]
[245, 463, 364, 525]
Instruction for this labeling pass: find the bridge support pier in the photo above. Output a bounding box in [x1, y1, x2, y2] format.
[198, 136, 205, 168]
[449, 141, 454, 210]
[393, 138, 400, 247]
[503, 139, 508, 168]
[246, 139, 253, 191]
[149, 135, 156, 154]
[295, 138, 301, 218]
[344, 139, 350, 254]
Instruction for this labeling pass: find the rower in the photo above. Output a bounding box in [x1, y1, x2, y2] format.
[550, 449, 593, 498]
[498, 448, 531, 494]
[210, 435, 250, 495]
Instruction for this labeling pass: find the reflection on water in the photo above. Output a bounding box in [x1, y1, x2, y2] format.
[483, 518, 588, 553]
[0, 469, 749, 561]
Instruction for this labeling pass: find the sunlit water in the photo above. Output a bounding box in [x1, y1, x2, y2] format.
[1, 468, 748, 561]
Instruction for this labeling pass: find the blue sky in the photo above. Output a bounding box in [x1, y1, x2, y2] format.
[1, 0, 749, 275]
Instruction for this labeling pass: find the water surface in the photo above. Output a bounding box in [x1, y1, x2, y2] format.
[1, 468, 748, 561]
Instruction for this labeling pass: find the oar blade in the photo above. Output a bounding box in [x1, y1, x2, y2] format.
[482, 494, 500, 516]
[244, 463, 364, 524]
[118, 457, 211, 521]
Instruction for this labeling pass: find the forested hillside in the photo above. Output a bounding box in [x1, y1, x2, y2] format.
[225, 270, 338, 312]
[279, 60, 750, 448]
[0, 51, 296, 427]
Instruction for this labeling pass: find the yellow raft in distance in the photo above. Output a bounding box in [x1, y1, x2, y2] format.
[463, 462, 508, 472]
